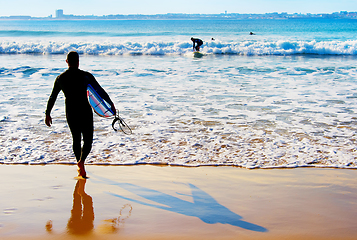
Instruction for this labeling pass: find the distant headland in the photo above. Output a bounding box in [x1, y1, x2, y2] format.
[1, 9, 357, 20]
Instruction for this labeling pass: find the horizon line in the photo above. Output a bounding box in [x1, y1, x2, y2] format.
[0, 10, 356, 18]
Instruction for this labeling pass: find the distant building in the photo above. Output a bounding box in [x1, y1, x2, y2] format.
[56, 9, 64, 18]
[2, 10, 356, 20]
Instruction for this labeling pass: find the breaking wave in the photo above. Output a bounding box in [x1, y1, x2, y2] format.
[2, 39, 357, 56]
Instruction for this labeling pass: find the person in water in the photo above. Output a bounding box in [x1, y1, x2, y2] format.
[191, 37, 203, 52]
[45, 51, 115, 178]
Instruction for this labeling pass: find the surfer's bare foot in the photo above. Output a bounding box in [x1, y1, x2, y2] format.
[77, 161, 87, 178]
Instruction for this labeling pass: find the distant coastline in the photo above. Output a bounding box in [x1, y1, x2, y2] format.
[1, 10, 357, 20]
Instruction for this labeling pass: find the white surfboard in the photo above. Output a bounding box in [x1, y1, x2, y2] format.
[193, 52, 204, 58]
[87, 84, 115, 118]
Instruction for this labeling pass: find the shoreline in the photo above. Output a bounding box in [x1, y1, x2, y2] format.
[0, 165, 357, 239]
[1, 162, 357, 170]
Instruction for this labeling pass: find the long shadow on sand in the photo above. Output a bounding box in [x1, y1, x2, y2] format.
[90, 174, 267, 232]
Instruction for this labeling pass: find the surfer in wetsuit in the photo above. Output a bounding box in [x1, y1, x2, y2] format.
[45, 51, 115, 178]
[191, 37, 203, 52]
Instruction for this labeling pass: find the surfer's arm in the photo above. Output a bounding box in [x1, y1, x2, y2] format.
[45, 79, 61, 126]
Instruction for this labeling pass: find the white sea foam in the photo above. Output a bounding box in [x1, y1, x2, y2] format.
[2, 39, 357, 56]
[1, 54, 357, 168]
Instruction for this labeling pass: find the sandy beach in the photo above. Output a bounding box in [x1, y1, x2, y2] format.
[0, 165, 356, 240]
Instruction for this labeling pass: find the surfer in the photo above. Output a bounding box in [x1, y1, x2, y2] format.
[45, 51, 115, 178]
[191, 37, 203, 52]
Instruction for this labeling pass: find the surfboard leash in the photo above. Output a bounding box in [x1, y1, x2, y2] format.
[112, 110, 132, 135]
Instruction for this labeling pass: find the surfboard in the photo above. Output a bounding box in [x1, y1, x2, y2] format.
[193, 51, 204, 58]
[87, 84, 115, 118]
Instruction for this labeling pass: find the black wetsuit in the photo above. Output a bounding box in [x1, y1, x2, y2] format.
[46, 67, 112, 162]
[192, 38, 203, 51]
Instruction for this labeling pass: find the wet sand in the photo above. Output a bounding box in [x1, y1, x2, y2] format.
[0, 165, 357, 240]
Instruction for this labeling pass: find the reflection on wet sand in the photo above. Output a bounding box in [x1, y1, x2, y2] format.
[66, 179, 94, 235]
[45, 179, 133, 236]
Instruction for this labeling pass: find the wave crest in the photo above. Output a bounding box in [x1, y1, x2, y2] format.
[1, 39, 357, 56]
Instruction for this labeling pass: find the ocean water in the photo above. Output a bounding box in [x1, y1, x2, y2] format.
[1, 19, 357, 168]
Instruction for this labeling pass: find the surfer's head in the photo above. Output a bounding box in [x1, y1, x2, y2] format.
[66, 51, 79, 68]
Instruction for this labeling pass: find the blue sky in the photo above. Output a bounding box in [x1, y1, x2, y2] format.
[0, 0, 356, 17]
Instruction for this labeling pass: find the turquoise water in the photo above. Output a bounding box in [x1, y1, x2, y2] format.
[1, 19, 357, 39]
[1, 19, 357, 168]
[1, 19, 357, 54]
